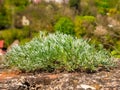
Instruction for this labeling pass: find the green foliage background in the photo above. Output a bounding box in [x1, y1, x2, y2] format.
[0, 0, 120, 58]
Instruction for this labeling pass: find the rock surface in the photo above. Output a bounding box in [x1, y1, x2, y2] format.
[0, 60, 120, 90]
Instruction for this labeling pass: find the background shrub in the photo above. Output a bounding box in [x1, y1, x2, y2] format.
[54, 17, 75, 35]
[5, 32, 114, 72]
[74, 15, 96, 37]
[0, 29, 29, 48]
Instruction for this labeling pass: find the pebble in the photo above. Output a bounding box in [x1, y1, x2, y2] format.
[80, 84, 96, 90]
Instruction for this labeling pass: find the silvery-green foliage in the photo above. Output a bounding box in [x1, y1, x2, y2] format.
[6, 31, 114, 72]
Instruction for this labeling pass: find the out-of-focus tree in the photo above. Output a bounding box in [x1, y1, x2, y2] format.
[0, 0, 29, 29]
[69, 0, 81, 14]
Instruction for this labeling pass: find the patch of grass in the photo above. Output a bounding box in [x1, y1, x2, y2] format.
[5, 32, 115, 72]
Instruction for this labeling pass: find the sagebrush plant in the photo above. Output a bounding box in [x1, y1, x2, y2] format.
[5, 31, 115, 72]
